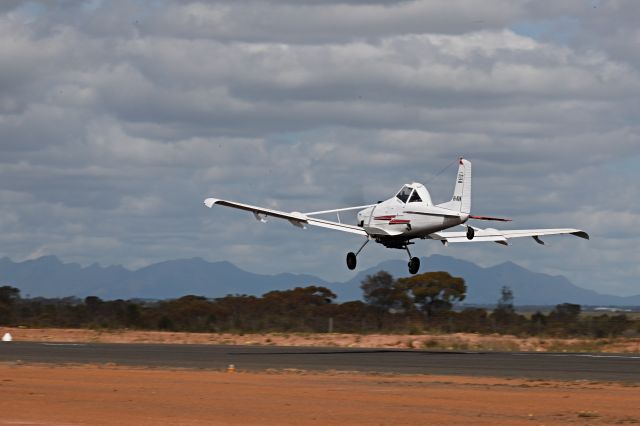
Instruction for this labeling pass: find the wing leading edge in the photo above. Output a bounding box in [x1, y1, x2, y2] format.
[204, 198, 368, 236]
[430, 228, 589, 246]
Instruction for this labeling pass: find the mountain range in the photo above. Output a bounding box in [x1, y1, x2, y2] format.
[1, 255, 638, 306]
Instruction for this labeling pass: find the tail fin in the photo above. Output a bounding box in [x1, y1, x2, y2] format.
[438, 158, 471, 213]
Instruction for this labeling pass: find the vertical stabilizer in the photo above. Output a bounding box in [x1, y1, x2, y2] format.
[438, 158, 471, 213]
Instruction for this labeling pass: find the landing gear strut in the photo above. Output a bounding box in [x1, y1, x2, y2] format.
[405, 245, 420, 275]
[346, 238, 369, 270]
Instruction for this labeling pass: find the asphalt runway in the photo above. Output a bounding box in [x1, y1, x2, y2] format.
[1, 342, 639, 382]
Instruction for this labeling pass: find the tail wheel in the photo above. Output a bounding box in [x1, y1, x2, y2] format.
[408, 257, 420, 274]
[466, 226, 475, 240]
[346, 252, 357, 270]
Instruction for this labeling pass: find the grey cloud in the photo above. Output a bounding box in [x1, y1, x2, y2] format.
[134, 1, 520, 44]
[0, 0, 27, 13]
[9, 0, 520, 45]
[0, 0, 638, 294]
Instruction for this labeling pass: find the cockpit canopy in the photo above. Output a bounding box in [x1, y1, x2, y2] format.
[395, 183, 432, 205]
[395, 186, 413, 203]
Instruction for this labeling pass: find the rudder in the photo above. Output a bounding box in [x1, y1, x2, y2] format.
[439, 158, 471, 213]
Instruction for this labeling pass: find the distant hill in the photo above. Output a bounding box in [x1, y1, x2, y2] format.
[341, 255, 640, 306]
[0, 256, 329, 300]
[1, 255, 639, 306]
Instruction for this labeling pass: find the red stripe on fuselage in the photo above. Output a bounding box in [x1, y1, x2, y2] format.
[389, 219, 410, 225]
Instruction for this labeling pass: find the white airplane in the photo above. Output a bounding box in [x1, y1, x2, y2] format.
[204, 158, 588, 275]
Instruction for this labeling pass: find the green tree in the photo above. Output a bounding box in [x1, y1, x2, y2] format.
[84, 296, 103, 311]
[547, 303, 582, 335]
[262, 286, 336, 307]
[165, 295, 216, 331]
[491, 286, 520, 330]
[261, 286, 336, 331]
[360, 271, 411, 312]
[455, 308, 490, 332]
[0, 286, 20, 305]
[550, 303, 581, 322]
[529, 311, 547, 335]
[0, 286, 20, 325]
[397, 271, 466, 319]
[496, 286, 515, 314]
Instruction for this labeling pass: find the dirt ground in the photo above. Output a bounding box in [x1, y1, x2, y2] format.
[0, 363, 639, 425]
[2, 328, 640, 425]
[4, 326, 640, 353]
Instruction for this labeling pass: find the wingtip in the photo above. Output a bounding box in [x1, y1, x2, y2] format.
[571, 231, 590, 240]
[204, 198, 219, 208]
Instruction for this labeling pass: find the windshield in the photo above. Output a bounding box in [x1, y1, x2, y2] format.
[395, 186, 413, 203]
[409, 190, 422, 203]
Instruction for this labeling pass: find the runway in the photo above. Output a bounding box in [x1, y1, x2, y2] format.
[2, 342, 639, 382]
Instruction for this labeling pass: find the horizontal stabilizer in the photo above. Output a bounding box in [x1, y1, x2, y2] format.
[469, 215, 512, 222]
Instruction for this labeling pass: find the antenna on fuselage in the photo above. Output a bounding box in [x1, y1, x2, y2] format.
[423, 157, 458, 186]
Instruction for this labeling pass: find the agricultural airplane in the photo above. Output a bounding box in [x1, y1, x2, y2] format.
[204, 158, 588, 275]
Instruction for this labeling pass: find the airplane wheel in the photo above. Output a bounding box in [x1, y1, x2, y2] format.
[466, 226, 475, 240]
[408, 257, 420, 274]
[346, 252, 357, 270]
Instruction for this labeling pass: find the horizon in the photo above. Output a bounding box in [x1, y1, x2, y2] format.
[2, 252, 639, 300]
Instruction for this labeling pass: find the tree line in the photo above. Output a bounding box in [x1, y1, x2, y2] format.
[1, 271, 637, 338]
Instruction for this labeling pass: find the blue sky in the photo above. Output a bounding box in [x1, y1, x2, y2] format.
[0, 0, 638, 295]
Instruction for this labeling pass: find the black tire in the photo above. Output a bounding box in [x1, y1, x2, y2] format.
[346, 252, 357, 270]
[408, 257, 420, 274]
[466, 226, 475, 240]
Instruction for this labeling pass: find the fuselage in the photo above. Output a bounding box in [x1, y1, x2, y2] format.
[356, 182, 467, 242]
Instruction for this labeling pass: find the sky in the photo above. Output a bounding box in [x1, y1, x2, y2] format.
[0, 0, 638, 295]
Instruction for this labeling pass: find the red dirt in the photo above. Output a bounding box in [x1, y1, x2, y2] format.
[4, 327, 640, 353]
[1, 364, 639, 425]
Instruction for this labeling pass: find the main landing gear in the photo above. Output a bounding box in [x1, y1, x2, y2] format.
[346, 239, 421, 275]
[346, 239, 369, 270]
[466, 226, 475, 240]
[405, 244, 420, 275]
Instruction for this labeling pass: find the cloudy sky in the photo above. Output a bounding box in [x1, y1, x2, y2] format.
[1, 0, 638, 295]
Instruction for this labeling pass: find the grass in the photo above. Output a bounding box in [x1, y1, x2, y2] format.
[420, 337, 520, 352]
[546, 339, 610, 353]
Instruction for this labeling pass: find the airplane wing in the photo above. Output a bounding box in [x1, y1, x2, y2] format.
[204, 198, 368, 236]
[430, 228, 589, 246]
